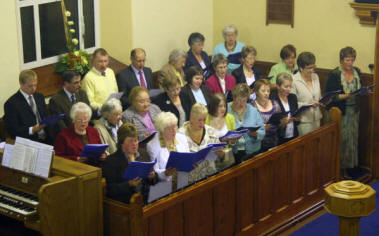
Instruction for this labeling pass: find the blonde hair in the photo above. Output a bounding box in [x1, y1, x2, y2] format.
[190, 103, 208, 118]
[19, 70, 37, 84]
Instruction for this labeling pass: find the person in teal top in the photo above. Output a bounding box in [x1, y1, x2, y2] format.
[269, 44, 298, 84]
[212, 24, 245, 74]
[227, 84, 265, 163]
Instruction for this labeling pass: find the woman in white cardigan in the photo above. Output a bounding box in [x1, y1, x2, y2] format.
[147, 111, 189, 195]
[291, 52, 322, 136]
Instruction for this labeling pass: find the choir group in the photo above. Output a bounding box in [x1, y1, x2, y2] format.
[3, 24, 363, 204]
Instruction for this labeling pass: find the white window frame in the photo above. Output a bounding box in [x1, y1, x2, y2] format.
[17, 0, 100, 70]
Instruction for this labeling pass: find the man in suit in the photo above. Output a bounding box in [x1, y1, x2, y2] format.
[116, 48, 154, 110]
[4, 70, 48, 143]
[48, 70, 90, 139]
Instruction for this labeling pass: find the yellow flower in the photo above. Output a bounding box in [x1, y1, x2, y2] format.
[68, 21, 74, 25]
[65, 11, 71, 17]
[82, 57, 88, 65]
[72, 38, 78, 45]
[70, 29, 75, 33]
[73, 51, 80, 56]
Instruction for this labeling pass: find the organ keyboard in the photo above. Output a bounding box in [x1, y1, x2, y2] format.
[0, 150, 103, 236]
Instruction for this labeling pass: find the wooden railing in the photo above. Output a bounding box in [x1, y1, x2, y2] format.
[104, 108, 341, 236]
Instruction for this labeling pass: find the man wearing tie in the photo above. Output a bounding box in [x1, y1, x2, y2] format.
[4, 70, 48, 143]
[116, 48, 154, 110]
[48, 70, 91, 139]
[81, 48, 118, 111]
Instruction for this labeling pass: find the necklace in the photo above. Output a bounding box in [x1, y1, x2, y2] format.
[232, 103, 246, 122]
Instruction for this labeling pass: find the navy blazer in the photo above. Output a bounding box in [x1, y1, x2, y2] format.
[116, 66, 154, 110]
[270, 90, 299, 140]
[184, 50, 211, 76]
[151, 92, 188, 125]
[4, 91, 48, 141]
[232, 64, 262, 88]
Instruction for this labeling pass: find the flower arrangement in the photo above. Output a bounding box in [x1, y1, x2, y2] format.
[55, 9, 92, 75]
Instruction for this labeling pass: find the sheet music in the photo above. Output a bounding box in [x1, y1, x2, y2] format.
[148, 180, 172, 203]
[1, 144, 14, 167]
[4, 137, 53, 178]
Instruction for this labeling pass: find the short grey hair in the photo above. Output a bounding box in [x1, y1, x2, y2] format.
[70, 102, 92, 121]
[168, 49, 186, 64]
[154, 112, 178, 133]
[101, 98, 122, 118]
[212, 53, 228, 67]
[222, 24, 238, 39]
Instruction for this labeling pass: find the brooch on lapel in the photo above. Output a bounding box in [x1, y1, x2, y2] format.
[166, 100, 171, 105]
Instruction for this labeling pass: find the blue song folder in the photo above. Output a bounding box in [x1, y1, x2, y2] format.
[267, 112, 289, 125]
[219, 130, 249, 140]
[236, 126, 261, 132]
[80, 144, 109, 158]
[40, 114, 65, 126]
[165, 143, 227, 172]
[319, 90, 342, 104]
[293, 104, 315, 117]
[352, 84, 375, 96]
[122, 159, 156, 180]
[227, 52, 242, 64]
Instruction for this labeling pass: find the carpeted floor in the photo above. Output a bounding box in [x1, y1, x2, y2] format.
[291, 181, 379, 236]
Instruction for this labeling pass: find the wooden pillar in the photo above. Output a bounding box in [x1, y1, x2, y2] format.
[372, 15, 379, 178]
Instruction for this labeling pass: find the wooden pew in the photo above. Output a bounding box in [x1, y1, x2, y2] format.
[103, 108, 341, 236]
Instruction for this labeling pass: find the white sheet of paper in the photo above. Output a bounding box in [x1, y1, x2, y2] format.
[148, 180, 172, 203]
[177, 171, 189, 189]
[1, 144, 14, 167]
[107, 92, 124, 101]
[0, 142, 5, 149]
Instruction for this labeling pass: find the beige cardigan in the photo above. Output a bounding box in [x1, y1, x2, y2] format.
[93, 119, 123, 155]
[291, 72, 322, 123]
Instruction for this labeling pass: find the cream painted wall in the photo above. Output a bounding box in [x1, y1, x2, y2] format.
[213, 0, 375, 73]
[131, 0, 213, 71]
[100, 0, 133, 65]
[0, 1, 21, 116]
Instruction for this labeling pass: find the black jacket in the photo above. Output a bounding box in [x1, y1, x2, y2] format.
[116, 66, 154, 110]
[232, 64, 262, 88]
[151, 92, 188, 125]
[180, 84, 212, 120]
[325, 67, 362, 115]
[270, 90, 299, 140]
[102, 148, 158, 205]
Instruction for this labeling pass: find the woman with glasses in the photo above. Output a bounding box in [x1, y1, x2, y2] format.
[291, 52, 322, 136]
[152, 73, 187, 127]
[232, 46, 262, 96]
[54, 102, 105, 164]
[184, 32, 211, 76]
[94, 98, 123, 155]
[122, 86, 161, 141]
[180, 66, 212, 120]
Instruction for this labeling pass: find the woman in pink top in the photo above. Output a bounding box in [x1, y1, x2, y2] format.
[205, 53, 236, 101]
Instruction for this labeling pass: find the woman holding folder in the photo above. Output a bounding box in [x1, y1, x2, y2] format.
[54, 102, 105, 165]
[290, 52, 322, 136]
[178, 103, 225, 183]
[325, 47, 362, 179]
[228, 84, 265, 163]
[251, 79, 283, 152]
[147, 112, 189, 192]
[271, 72, 300, 144]
[102, 123, 158, 204]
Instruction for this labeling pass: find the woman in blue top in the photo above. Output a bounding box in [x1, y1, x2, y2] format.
[228, 83, 265, 163]
[212, 24, 245, 74]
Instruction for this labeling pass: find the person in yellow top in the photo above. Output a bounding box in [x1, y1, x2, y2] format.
[160, 49, 187, 87]
[81, 48, 118, 111]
